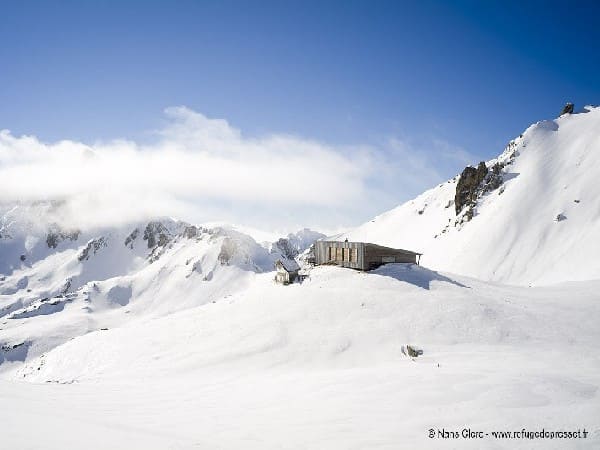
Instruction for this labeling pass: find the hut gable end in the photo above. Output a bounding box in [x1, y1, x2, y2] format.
[274, 259, 300, 284]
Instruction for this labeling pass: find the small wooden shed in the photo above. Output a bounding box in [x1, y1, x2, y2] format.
[274, 259, 300, 284]
[313, 240, 422, 271]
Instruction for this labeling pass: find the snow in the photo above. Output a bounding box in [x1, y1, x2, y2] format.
[1, 108, 600, 448]
[1, 265, 599, 448]
[341, 106, 600, 285]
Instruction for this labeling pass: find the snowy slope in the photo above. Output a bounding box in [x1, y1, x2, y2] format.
[0, 210, 306, 370]
[342, 106, 600, 285]
[14, 265, 600, 381]
[1, 265, 599, 448]
[1, 107, 600, 448]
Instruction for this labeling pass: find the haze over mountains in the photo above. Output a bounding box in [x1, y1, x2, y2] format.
[1, 106, 599, 449]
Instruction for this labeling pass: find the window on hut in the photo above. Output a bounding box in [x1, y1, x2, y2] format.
[344, 248, 351, 262]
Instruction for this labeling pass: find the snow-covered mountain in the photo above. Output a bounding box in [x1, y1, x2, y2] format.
[3, 259, 600, 448]
[1, 106, 600, 449]
[0, 208, 317, 369]
[2, 105, 599, 372]
[341, 105, 600, 285]
[271, 228, 326, 259]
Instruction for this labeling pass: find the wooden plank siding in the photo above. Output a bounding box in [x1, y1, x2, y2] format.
[314, 241, 421, 271]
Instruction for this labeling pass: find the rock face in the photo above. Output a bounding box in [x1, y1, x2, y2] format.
[272, 229, 326, 260]
[46, 226, 81, 248]
[78, 237, 108, 261]
[183, 225, 199, 239]
[455, 162, 488, 215]
[560, 102, 574, 115]
[454, 161, 507, 218]
[143, 222, 171, 249]
[274, 237, 298, 260]
[486, 163, 504, 191]
[124, 228, 139, 249]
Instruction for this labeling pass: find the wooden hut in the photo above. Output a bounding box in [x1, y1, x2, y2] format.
[274, 259, 300, 284]
[313, 240, 421, 271]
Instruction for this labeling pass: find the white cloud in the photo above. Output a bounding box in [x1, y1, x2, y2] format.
[0, 107, 465, 233]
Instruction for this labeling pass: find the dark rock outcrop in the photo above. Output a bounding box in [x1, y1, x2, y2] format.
[78, 237, 108, 261]
[454, 162, 488, 215]
[484, 162, 504, 192]
[143, 222, 171, 249]
[560, 102, 574, 115]
[61, 278, 72, 294]
[124, 228, 139, 249]
[454, 161, 506, 218]
[46, 226, 81, 249]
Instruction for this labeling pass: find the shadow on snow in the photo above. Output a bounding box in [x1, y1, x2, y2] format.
[369, 263, 469, 290]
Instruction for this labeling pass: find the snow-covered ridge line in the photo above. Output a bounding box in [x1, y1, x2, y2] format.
[341, 105, 600, 285]
[1, 107, 600, 449]
[0, 210, 322, 371]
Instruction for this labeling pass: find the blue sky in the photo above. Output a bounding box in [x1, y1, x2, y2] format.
[1, 1, 599, 231]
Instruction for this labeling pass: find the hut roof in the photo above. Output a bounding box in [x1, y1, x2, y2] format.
[364, 242, 423, 256]
[276, 259, 300, 272]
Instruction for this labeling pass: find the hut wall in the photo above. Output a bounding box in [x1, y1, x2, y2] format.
[314, 241, 419, 271]
[314, 241, 365, 270]
[275, 271, 289, 284]
[363, 244, 417, 270]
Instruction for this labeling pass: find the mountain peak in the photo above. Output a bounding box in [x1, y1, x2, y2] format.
[342, 106, 600, 285]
